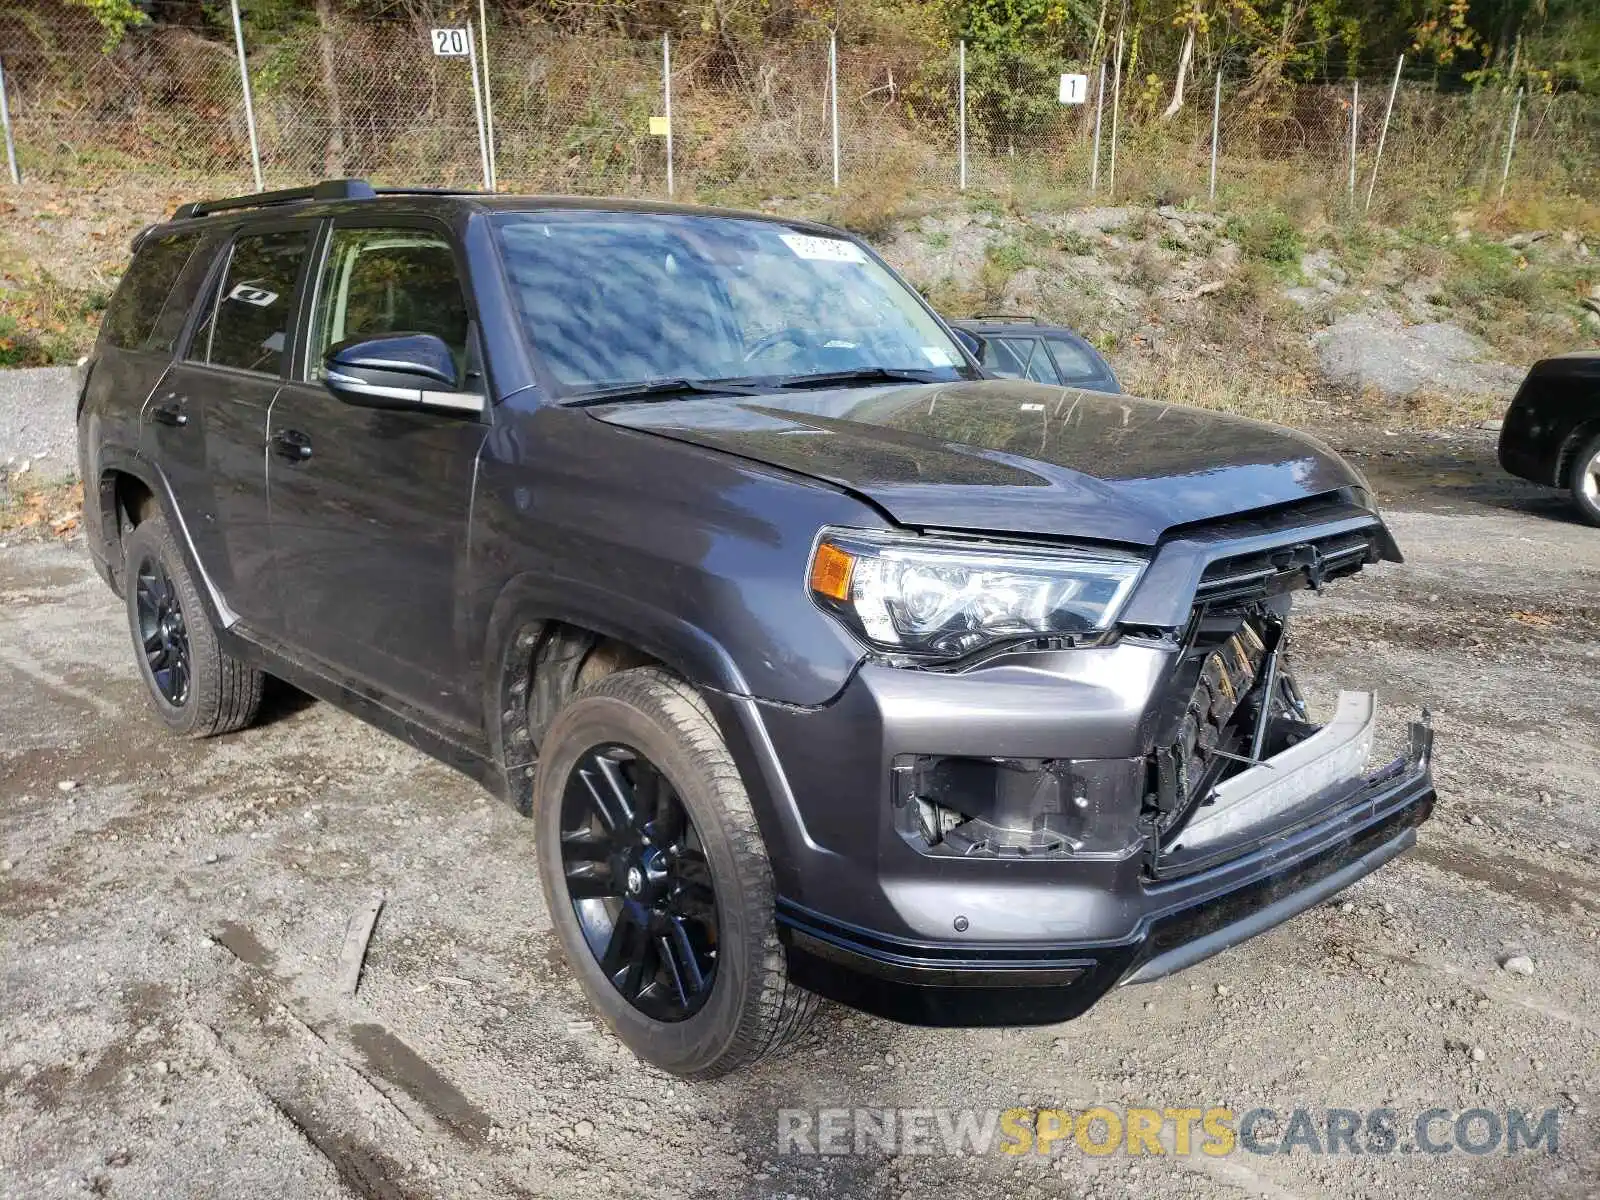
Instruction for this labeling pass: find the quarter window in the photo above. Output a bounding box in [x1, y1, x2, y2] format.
[1044, 335, 1105, 386]
[192, 230, 309, 375]
[101, 232, 200, 351]
[308, 228, 470, 379]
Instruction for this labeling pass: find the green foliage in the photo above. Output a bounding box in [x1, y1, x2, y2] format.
[67, 0, 146, 48]
[1225, 207, 1303, 266]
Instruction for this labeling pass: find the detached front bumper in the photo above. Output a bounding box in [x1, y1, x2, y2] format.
[713, 656, 1436, 1027]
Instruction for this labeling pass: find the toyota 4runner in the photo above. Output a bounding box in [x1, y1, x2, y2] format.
[78, 179, 1436, 1078]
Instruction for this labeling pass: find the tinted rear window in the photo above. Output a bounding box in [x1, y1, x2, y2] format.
[190, 230, 310, 376]
[100, 232, 201, 351]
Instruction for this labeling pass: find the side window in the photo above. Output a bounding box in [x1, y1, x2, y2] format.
[308, 227, 470, 380]
[100, 232, 200, 351]
[981, 336, 1058, 383]
[1044, 335, 1105, 386]
[997, 337, 1059, 384]
[190, 230, 309, 375]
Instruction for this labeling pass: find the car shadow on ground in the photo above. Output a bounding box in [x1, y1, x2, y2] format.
[254, 675, 320, 727]
[1339, 431, 1589, 527]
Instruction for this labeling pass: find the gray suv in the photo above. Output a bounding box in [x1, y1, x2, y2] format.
[77, 180, 1436, 1078]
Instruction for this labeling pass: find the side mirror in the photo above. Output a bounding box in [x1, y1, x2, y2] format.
[322, 333, 483, 416]
[950, 327, 986, 362]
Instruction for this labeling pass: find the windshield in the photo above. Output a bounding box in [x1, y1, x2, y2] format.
[491, 211, 972, 396]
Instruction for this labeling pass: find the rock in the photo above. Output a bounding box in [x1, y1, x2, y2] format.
[57, 780, 77, 792]
[1339, 901, 1355, 914]
[1156, 204, 1222, 228]
[1500, 955, 1535, 976]
[1311, 310, 1523, 400]
[1470, 1046, 1486, 1062]
[574, 1119, 595, 1137]
[1500, 230, 1550, 249]
[1477, 418, 1504, 431]
[1467, 813, 1484, 826]
[1215, 983, 1231, 997]
[154, 1060, 169, 1075]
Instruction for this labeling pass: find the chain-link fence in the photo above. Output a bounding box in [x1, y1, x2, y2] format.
[1, 0, 1595, 214]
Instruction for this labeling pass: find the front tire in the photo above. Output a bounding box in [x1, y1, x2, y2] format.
[534, 667, 816, 1077]
[1569, 432, 1600, 527]
[123, 516, 264, 737]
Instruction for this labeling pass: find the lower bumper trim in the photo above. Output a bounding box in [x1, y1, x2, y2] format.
[777, 766, 1434, 1026]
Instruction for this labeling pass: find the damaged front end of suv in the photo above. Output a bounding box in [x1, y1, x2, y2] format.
[756, 490, 1436, 1027]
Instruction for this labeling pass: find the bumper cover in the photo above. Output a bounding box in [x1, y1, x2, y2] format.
[776, 724, 1434, 1026]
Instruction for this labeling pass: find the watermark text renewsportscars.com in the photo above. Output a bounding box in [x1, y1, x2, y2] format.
[777, 1105, 1561, 1158]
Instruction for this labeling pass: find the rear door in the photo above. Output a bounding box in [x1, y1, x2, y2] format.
[157, 222, 316, 631]
[267, 215, 489, 729]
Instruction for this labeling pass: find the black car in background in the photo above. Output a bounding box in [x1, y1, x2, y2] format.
[1498, 352, 1600, 525]
[950, 314, 1120, 392]
[78, 180, 1434, 1078]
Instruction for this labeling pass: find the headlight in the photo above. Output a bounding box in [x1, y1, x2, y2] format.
[808, 528, 1145, 658]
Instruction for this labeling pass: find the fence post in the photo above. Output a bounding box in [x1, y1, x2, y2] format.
[663, 34, 675, 199]
[477, 0, 496, 190]
[0, 58, 19, 186]
[1208, 70, 1221, 202]
[1364, 54, 1403, 213]
[1498, 86, 1523, 201]
[466, 19, 491, 190]
[1107, 29, 1123, 198]
[1347, 79, 1358, 198]
[829, 32, 840, 190]
[1089, 59, 1106, 192]
[227, 0, 263, 191]
[957, 40, 966, 191]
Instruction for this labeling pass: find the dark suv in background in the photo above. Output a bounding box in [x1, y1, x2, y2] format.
[78, 179, 1436, 1078]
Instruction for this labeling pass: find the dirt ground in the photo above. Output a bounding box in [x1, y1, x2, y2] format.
[1, 428, 1597, 1200]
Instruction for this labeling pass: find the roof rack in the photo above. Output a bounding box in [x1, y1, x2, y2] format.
[969, 312, 1041, 324]
[170, 178, 489, 222]
[173, 178, 377, 221]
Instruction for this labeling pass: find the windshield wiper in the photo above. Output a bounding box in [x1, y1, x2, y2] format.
[564, 377, 769, 406]
[766, 367, 947, 390]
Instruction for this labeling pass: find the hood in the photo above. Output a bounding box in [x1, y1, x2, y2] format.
[590, 380, 1366, 545]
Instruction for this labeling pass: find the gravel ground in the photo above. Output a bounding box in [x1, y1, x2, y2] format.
[1, 434, 1597, 1200]
[0, 367, 76, 481]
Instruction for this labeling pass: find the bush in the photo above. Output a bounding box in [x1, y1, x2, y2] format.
[1226, 207, 1304, 266]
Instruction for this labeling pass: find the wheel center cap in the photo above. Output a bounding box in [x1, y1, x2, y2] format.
[625, 865, 644, 895]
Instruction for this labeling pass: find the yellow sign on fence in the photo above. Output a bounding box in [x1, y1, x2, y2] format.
[648, 116, 670, 136]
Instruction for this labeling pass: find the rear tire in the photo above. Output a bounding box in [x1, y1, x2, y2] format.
[123, 516, 264, 737]
[533, 667, 816, 1078]
[1569, 432, 1600, 527]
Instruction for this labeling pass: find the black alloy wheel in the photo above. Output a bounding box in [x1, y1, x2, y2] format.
[559, 742, 719, 1022]
[134, 554, 191, 707]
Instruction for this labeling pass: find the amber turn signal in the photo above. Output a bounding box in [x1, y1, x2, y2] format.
[809, 542, 855, 601]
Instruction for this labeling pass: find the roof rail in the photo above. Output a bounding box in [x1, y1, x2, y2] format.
[970, 312, 1041, 324]
[172, 178, 377, 221]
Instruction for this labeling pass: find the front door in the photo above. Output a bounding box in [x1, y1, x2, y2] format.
[268, 218, 488, 730]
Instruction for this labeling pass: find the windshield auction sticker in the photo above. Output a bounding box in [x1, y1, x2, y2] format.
[779, 233, 867, 263]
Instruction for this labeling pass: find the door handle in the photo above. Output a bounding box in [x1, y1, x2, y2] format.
[272, 429, 313, 463]
[151, 394, 188, 427]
